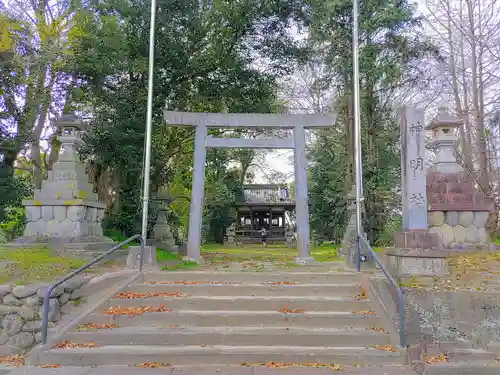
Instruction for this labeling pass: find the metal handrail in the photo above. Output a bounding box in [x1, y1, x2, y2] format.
[40, 234, 145, 345]
[357, 236, 406, 348]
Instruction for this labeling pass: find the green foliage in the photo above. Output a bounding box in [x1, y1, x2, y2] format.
[307, 0, 435, 244]
[376, 215, 403, 246]
[74, 0, 300, 238]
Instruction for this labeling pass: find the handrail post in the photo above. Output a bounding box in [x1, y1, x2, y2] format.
[397, 288, 406, 348]
[355, 235, 361, 272]
[139, 235, 145, 272]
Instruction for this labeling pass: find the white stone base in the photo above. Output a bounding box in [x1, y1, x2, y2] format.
[293, 256, 317, 265]
[182, 256, 204, 264]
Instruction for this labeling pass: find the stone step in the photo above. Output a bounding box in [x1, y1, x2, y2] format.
[39, 345, 404, 366]
[446, 349, 497, 363]
[142, 271, 359, 284]
[123, 283, 362, 297]
[63, 326, 391, 347]
[422, 362, 500, 375]
[105, 295, 371, 312]
[82, 310, 381, 328]
[3, 365, 420, 375]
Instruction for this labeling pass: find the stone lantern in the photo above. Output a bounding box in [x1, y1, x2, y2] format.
[20, 114, 112, 251]
[151, 187, 177, 251]
[340, 185, 370, 266]
[57, 114, 84, 162]
[426, 106, 462, 173]
[426, 106, 494, 249]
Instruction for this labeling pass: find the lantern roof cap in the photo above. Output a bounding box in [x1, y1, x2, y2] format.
[426, 106, 462, 130]
[57, 114, 85, 130]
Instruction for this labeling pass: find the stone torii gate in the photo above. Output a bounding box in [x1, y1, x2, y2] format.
[164, 111, 336, 263]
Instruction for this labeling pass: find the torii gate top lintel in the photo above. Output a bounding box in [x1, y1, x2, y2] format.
[164, 110, 336, 129]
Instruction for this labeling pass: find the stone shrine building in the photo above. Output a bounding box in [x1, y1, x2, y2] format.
[226, 184, 295, 245]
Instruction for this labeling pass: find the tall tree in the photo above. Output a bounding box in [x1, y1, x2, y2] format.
[306, 0, 437, 242]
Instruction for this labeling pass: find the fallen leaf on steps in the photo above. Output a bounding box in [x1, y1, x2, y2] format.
[40, 364, 62, 368]
[353, 310, 377, 316]
[133, 363, 171, 368]
[53, 341, 102, 349]
[241, 362, 343, 370]
[113, 292, 186, 299]
[103, 305, 171, 316]
[75, 323, 120, 331]
[366, 326, 385, 332]
[262, 281, 299, 285]
[0, 355, 24, 366]
[278, 307, 305, 314]
[355, 288, 368, 300]
[373, 345, 397, 352]
[424, 354, 448, 364]
[144, 280, 241, 285]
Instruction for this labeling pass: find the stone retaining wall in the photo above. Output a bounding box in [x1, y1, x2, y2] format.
[0, 276, 89, 355]
[428, 211, 490, 248]
[370, 276, 500, 349]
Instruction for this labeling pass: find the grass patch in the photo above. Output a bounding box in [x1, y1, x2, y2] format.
[0, 247, 87, 284]
[161, 261, 199, 271]
[156, 249, 181, 263]
[200, 243, 343, 264]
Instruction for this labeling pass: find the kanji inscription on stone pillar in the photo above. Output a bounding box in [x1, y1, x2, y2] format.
[402, 107, 428, 230]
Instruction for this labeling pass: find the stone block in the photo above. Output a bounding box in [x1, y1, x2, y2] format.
[36, 285, 65, 299]
[67, 206, 86, 222]
[84, 207, 97, 222]
[26, 206, 41, 222]
[48, 298, 61, 322]
[429, 226, 442, 246]
[394, 230, 440, 249]
[2, 314, 23, 336]
[46, 219, 60, 235]
[11, 285, 36, 299]
[41, 206, 54, 221]
[445, 211, 459, 226]
[97, 208, 105, 222]
[453, 225, 466, 243]
[54, 206, 67, 222]
[7, 332, 35, 349]
[458, 211, 474, 227]
[3, 294, 23, 306]
[0, 284, 11, 298]
[428, 211, 445, 226]
[22, 320, 42, 332]
[386, 250, 449, 277]
[58, 292, 70, 305]
[0, 306, 21, 315]
[473, 212, 489, 228]
[25, 295, 40, 307]
[59, 217, 72, 232]
[17, 306, 37, 321]
[478, 228, 490, 244]
[70, 221, 89, 237]
[466, 225, 479, 244]
[441, 224, 454, 247]
[92, 223, 103, 237]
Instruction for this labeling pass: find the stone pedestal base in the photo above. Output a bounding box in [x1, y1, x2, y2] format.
[394, 229, 440, 250]
[386, 250, 449, 277]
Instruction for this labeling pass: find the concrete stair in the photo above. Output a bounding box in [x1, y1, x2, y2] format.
[35, 271, 406, 367]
